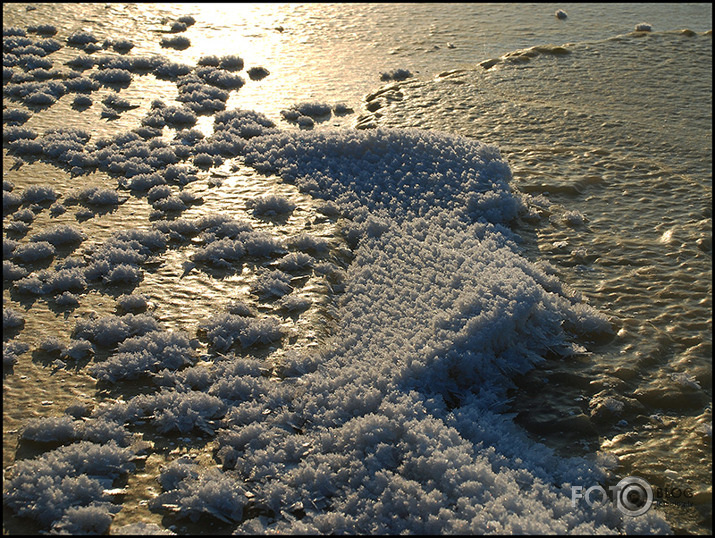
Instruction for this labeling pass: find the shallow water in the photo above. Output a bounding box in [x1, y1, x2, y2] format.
[3, 2, 711, 535]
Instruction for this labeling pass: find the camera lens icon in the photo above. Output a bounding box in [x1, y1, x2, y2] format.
[614, 476, 653, 517]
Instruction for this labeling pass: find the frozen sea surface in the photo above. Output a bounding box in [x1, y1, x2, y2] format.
[3, 3, 711, 535]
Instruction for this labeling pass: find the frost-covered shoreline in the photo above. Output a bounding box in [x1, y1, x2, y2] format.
[3, 7, 693, 534]
[4, 123, 671, 533]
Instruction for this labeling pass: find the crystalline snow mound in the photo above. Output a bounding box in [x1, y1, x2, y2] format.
[117, 293, 149, 312]
[3, 113, 659, 533]
[3, 440, 134, 527]
[205, 127, 653, 534]
[30, 224, 86, 246]
[3, 307, 25, 329]
[12, 240, 56, 263]
[150, 466, 246, 523]
[247, 194, 296, 216]
[73, 313, 159, 347]
[50, 504, 116, 536]
[90, 329, 196, 382]
[199, 313, 283, 351]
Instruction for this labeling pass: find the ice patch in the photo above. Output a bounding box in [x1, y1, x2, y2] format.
[380, 68, 413, 81]
[3, 441, 134, 527]
[635, 22, 653, 32]
[197, 127, 644, 534]
[1, 52, 669, 530]
[3, 306, 25, 329]
[247, 194, 296, 216]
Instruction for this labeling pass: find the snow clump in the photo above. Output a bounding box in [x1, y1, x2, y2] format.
[380, 68, 413, 81]
[3, 440, 134, 527]
[250, 269, 293, 298]
[3, 307, 25, 329]
[30, 224, 86, 246]
[246, 194, 296, 216]
[12, 240, 56, 263]
[199, 313, 283, 351]
[72, 313, 159, 347]
[160, 35, 191, 50]
[90, 329, 196, 382]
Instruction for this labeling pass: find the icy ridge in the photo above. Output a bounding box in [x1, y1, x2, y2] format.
[199, 128, 664, 534]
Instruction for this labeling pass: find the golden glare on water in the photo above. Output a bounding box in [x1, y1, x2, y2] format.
[131, 3, 355, 122]
[130, 2, 386, 123]
[137, 2, 290, 57]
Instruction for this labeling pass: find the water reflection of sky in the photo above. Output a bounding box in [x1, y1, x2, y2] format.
[130, 3, 378, 124]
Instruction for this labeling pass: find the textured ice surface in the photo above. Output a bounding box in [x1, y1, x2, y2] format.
[3, 306, 25, 329]
[247, 194, 296, 216]
[1, 23, 672, 532]
[206, 129, 653, 534]
[3, 441, 134, 526]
